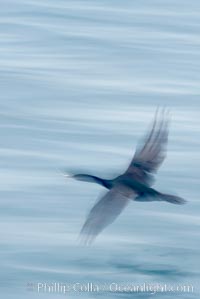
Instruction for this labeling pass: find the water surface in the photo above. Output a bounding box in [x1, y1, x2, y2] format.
[0, 0, 200, 298]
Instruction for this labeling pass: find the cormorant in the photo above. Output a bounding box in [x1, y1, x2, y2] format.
[65, 109, 186, 245]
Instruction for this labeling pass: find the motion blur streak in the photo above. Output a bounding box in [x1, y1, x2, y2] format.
[0, 0, 199, 298]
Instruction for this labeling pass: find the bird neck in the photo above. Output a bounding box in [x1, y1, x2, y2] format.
[73, 174, 112, 189]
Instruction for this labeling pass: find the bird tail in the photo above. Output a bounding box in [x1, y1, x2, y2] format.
[157, 192, 187, 205]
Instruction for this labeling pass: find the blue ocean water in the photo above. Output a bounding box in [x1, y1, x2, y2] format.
[0, 0, 200, 298]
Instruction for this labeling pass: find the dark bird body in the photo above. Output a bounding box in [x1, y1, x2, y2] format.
[67, 109, 186, 244]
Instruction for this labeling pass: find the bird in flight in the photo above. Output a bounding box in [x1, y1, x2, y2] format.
[65, 109, 186, 245]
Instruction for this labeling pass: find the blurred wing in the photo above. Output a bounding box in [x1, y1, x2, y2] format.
[79, 188, 131, 245]
[125, 109, 169, 185]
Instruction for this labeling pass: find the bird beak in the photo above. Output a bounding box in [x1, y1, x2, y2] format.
[56, 168, 72, 178]
[63, 173, 71, 178]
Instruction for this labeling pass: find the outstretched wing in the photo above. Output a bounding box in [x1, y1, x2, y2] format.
[79, 188, 132, 245]
[125, 109, 169, 186]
